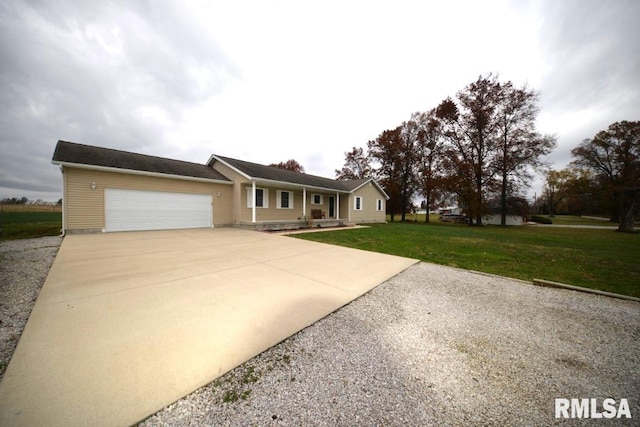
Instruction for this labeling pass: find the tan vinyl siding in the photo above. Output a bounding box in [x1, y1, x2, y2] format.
[242, 187, 304, 222]
[240, 188, 346, 223]
[63, 167, 233, 231]
[211, 161, 249, 224]
[349, 182, 387, 223]
[339, 194, 350, 220]
[307, 192, 341, 219]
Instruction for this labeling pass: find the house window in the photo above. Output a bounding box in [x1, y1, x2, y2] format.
[247, 187, 269, 208]
[354, 196, 363, 210]
[277, 190, 293, 209]
[312, 194, 323, 205]
[376, 199, 383, 211]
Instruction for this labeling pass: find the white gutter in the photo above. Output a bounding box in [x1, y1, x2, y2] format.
[51, 161, 233, 185]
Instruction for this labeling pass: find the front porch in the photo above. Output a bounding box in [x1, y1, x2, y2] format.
[235, 218, 347, 232]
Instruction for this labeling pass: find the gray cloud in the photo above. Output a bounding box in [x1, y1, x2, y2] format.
[1, 0, 638, 202]
[537, 0, 640, 160]
[0, 0, 240, 200]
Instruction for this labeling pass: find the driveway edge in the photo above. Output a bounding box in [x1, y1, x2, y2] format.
[532, 278, 640, 303]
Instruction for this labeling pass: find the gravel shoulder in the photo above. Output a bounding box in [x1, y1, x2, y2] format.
[0, 236, 61, 382]
[1, 237, 638, 425]
[141, 263, 640, 426]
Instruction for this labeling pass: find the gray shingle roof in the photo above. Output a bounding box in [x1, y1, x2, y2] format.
[52, 140, 231, 182]
[213, 155, 361, 191]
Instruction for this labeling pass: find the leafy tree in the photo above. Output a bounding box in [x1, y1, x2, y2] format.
[367, 127, 410, 222]
[335, 146, 372, 180]
[439, 150, 476, 222]
[492, 82, 556, 226]
[269, 159, 305, 173]
[543, 169, 574, 216]
[396, 119, 423, 221]
[436, 75, 503, 225]
[571, 120, 640, 232]
[563, 168, 598, 215]
[415, 110, 445, 222]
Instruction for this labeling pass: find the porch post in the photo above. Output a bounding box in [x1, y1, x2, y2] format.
[302, 187, 306, 218]
[336, 192, 340, 220]
[251, 181, 256, 223]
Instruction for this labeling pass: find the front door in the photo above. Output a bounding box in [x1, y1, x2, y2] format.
[328, 196, 335, 218]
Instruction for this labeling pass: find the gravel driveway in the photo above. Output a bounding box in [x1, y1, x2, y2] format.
[2, 236, 639, 425]
[0, 236, 61, 382]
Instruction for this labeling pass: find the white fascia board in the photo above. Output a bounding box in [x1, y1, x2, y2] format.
[51, 161, 233, 185]
[252, 177, 349, 194]
[207, 155, 252, 180]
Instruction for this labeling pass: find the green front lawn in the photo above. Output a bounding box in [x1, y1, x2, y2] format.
[293, 222, 640, 298]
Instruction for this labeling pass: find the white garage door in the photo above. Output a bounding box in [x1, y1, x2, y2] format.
[105, 188, 212, 232]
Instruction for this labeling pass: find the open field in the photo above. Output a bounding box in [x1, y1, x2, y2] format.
[0, 205, 62, 240]
[294, 222, 640, 298]
[400, 213, 622, 226]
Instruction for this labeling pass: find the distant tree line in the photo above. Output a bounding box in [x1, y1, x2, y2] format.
[540, 120, 639, 232]
[336, 74, 556, 226]
[1, 197, 62, 206]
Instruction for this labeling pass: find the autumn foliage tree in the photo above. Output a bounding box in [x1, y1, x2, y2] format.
[436, 74, 555, 225]
[367, 128, 403, 221]
[436, 76, 504, 225]
[571, 120, 640, 232]
[339, 74, 554, 225]
[416, 110, 445, 222]
[335, 147, 372, 180]
[269, 159, 305, 173]
[492, 81, 556, 225]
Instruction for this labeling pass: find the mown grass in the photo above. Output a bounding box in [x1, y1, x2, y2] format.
[0, 209, 62, 240]
[293, 222, 640, 298]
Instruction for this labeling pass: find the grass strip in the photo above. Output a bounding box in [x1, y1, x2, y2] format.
[293, 222, 640, 298]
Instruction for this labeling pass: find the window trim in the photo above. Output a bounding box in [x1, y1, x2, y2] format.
[376, 199, 383, 211]
[247, 187, 269, 208]
[276, 190, 294, 209]
[311, 194, 323, 205]
[354, 196, 363, 211]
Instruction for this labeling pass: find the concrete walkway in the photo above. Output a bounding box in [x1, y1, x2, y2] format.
[0, 228, 417, 427]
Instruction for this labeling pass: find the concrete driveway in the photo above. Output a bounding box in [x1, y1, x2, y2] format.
[0, 228, 416, 427]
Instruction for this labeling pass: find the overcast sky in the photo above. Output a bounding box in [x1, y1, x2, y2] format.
[1, 0, 638, 202]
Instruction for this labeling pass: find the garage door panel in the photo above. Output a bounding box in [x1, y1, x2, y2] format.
[105, 189, 212, 232]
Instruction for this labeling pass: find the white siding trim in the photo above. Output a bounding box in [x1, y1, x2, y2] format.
[276, 190, 294, 209]
[354, 196, 363, 210]
[247, 187, 269, 208]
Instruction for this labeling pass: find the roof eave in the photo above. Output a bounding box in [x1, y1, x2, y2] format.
[208, 155, 252, 180]
[251, 177, 350, 194]
[51, 160, 233, 185]
[348, 178, 390, 200]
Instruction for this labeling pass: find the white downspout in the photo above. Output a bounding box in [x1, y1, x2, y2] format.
[61, 166, 67, 236]
[251, 181, 256, 223]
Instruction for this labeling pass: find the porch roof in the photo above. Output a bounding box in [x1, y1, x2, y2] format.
[209, 155, 372, 193]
